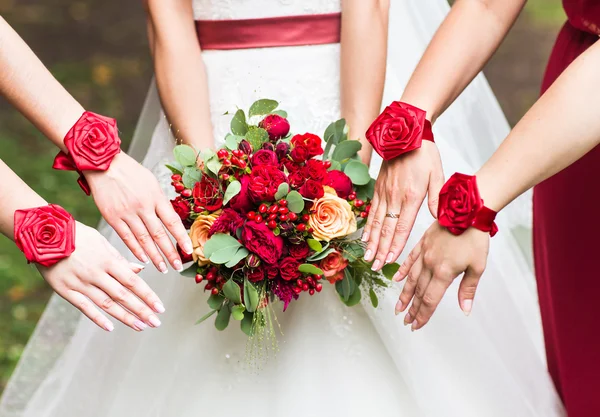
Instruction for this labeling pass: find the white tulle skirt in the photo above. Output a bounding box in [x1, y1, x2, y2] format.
[0, 1, 564, 416]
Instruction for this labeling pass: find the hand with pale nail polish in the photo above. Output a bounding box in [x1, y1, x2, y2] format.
[392, 222, 489, 331]
[362, 141, 444, 272]
[37, 222, 166, 332]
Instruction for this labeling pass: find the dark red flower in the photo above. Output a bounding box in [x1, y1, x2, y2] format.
[229, 175, 253, 213]
[288, 241, 310, 260]
[281, 158, 303, 175]
[291, 133, 323, 159]
[248, 165, 287, 203]
[272, 279, 298, 311]
[193, 176, 223, 211]
[259, 114, 291, 141]
[177, 243, 194, 264]
[265, 266, 279, 280]
[288, 169, 306, 189]
[251, 149, 278, 167]
[279, 257, 302, 281]
[299, 179, 324, 200]
[324, 170, 354, 199]
[209, 208, 244, 236]
[170, 196, 192, 228]
[246, 266, 265, 283]
[275, 142, 290, 160]
[305, 159, 327, 182]
[291, 146, 309, 163]
[241, 221, 284, 265]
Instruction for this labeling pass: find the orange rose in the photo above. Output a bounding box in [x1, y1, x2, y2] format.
[308, 187, 357, 241]
[319, 250, 349, 284]
[190, 210, 220, 265]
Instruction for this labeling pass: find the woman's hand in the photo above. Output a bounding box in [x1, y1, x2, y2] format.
[363, 141, 444, 271]
[84, 153, 193, 273]
[38, 222, 166, 332]
[393, 222, 489, 331]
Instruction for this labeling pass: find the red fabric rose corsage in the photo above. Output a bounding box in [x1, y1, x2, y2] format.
[437, 173, 498, 237]
[366, 101, 434, 161]
[53, 111, 122, 195]
[14, 204, 76, 267]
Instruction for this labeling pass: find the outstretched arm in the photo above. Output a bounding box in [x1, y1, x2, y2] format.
[145, 0, 214, 150]
[340, 0, 390, 165]
[396, 40, 600, 330]
[0, 16, 192, 273]
[0, 160, 165, 332]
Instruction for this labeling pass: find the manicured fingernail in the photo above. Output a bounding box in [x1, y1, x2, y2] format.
[183, 240, 194, 255]
[404, 313, 412, 326]
[393, 272, 401, 282]
[148, 315, 161, 327]
[395, 300, 403, 315]
[154, 302, 166, 314]
[174, 260, 183, 272]
[129, 262, 146, 272]
[133, 320, 147, 331]
[361, 232, 369, 242]
[462, 299, 473, 316]
[411, 321, 418, 332]
[159, 262, 168, 274]
[104, 321, 114, 332]
[364, 249, 373, 261]
[141, 254, 150, 264]
[386, 252, 395, 264]
[371, 259, 381, 271]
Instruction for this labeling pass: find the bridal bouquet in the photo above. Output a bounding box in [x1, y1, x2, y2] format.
[167, 99, 399, 338]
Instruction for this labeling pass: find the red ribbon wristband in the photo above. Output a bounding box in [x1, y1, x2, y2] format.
[53, 111, 122, 195]
[437, 173, 498, 237]
[14, 204, 76, 267]
[366, 101, 434, 161]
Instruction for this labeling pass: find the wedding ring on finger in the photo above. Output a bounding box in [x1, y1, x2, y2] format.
[385, 213, 400, 219]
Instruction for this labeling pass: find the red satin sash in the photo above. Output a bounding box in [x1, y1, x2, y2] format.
[195, 13, 341, 50]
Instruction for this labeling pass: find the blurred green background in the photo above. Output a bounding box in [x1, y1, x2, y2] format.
[0, 0, 565, 394]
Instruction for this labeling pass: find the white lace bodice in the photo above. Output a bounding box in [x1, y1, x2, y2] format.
[192, 0, 340, 20]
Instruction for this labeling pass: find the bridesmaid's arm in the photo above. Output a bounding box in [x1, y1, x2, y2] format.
[144, 0, 214, 150]
[340, 0, 390, 165]
[0, 159, 164, 332]
[396, 41, 600, 330]
[0, 16, 192, 273]
[401, 0, 526, 120]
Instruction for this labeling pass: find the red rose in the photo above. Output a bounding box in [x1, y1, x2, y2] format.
[319, 250, 349, 284]
[259, 114, 291, 141]
[366, 101, 431, 160]
[291, 133, 323, 159]
[299, 179, 324, 200]
[242, 221, 284, 265]
[437, 173, 483, 235]
[265, 266, 279, 280]
[177, 243, 194, 264]
[170, 197, 192, 228]
[209, 208, 244, 236]
[305, 159, 327, 182]
[288, 241, 310, 260]
[229, 175, 253, 213]
[325, 170, 353, 199]
[248, 165, 287, 203]
[280, 158, 302, 174]
[251, 149, 278, 167]
[246, 266, 265, 283]
[291, 146, 309, 163]
[288, 169, 306, 189]
[13, 204, 76, 267]
[279, 257, 302, 281]
[193, 176, 223, 211]
[61, 111, 121, 171]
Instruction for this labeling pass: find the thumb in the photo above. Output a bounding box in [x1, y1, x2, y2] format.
[427, 163, 445, 218]
[457, 266, 483, 316]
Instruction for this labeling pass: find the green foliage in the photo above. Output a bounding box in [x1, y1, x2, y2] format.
[231, 109, 248, 136]
[286, 190, 304, 213]
[344, 161, 371, 186]
[173, 145, 198, 167]
[249, 99, 279, 117]
[245, 127, 269, 152]
[223, 180, 241, 205]
[298, 264, 324, 276]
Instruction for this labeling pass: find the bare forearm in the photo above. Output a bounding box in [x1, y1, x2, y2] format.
[0, 160, 47, 238]
[0, 17, 85, 151]
[401, 0, 525, 121]
[341, 0, 389, 165]
[146, 0, 213, 151]
[477, 41, 600, 211]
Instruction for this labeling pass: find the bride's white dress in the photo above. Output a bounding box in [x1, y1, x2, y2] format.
[0, 1, 565, 416]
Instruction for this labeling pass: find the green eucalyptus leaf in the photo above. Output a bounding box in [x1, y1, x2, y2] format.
[206, 157, 222, 177]
[245, 127, 269, 152]
[307, 239, 323, 253]
[355, 178, 376, 201]
[344, 287, 362, 307]
[214, 304, 231, 331]
[342, 242, 365, 262]
[165, 163, 184, 175]
[298, 264, 324, 276]
[244, 279, 260, 313]
[241, 312, 254, 336]
[182, 167, 202, 189]
[275, 183, 290, 200]
[286, 190, 304, 213]
[180, 264, 198, 278]
[327, 161, 342, 172]
[369, 288, 379, 308]
[332, 140, 362, 162]
[203, 234, 242, 259]
[271, 110, 288, 118]
[173, 145, 198, 167]
[231, 305, 245, 321]
[344, 161, 371, 186]
[195, 309, 217, 325]
[225, 134, 244, 150]
[231, 109, 248, 136]
[249, 99, 279, 117]
[199, 148, 216, 164]
[223, 180, 242, 206]
[223, 280, 242, 304]
[224, 247, 249, 268]
[208, 294, 225, 310]
[306, 247, 336, 262]
[335, 273, 355, 302]
[381, 263, 400, 280]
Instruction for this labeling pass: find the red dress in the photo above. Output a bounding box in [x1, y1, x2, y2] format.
[534, 1, 600, 415]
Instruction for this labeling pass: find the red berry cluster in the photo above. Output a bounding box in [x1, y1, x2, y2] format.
[217, 149, 248, 170]
[347, 191, 371, 218]
[247, 200, 313, 233]
[195, 266, 225, 296]
[171, 174, 193, 198]
[293, 275, 324, 296]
